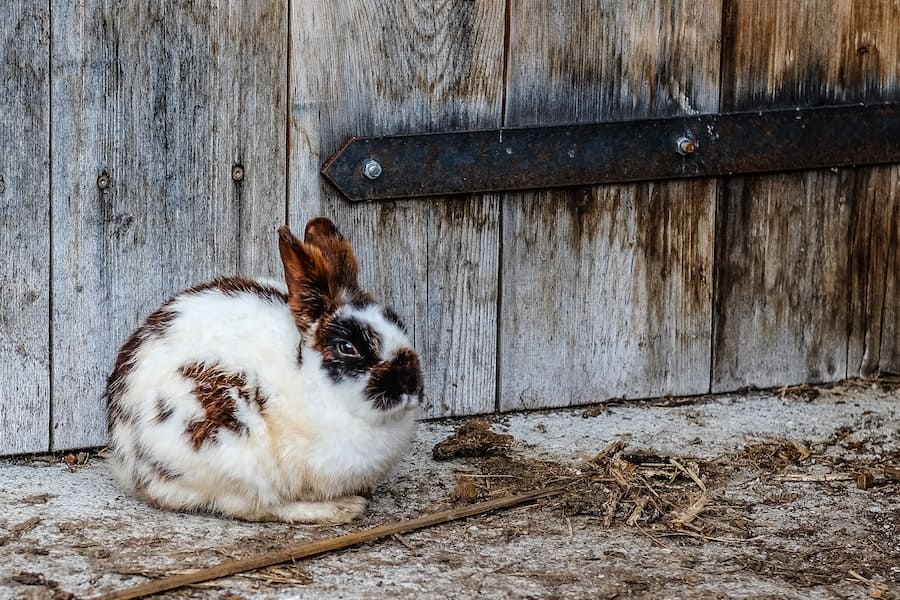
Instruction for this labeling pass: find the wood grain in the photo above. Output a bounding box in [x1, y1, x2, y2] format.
[0, 2, 51, 455]
[848, 166, 899, 377]
[879, 168, 900, 374]
[713, 0, 900, 390]
[499, 1, 722, 410]
[289, 1, 506, 417]
[50, 1, 287, 450]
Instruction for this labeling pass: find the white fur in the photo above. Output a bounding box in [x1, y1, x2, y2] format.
[108, 283, 418, 523]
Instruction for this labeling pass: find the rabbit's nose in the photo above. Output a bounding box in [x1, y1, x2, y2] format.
[392, 349, 423, 395]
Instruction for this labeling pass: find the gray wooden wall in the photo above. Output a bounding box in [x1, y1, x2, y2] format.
[1, 1, 898, 455]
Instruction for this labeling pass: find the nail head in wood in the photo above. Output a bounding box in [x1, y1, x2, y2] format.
[96, 172, 110, 190]
[231, 164, 245, 183]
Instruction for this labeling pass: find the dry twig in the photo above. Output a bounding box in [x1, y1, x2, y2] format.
[94, 486, 564, 600]
[776, 473, 855, 482]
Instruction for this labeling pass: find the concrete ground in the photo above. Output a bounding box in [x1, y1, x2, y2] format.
[1, 381, 899, 600]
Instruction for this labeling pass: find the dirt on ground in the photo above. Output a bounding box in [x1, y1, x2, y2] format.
[1, 380, 899, 599]
[432, 419, 899, 598]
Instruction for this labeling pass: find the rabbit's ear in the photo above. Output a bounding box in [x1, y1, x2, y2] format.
[278, 226, 336, 331]
[303, 217, 360, 292]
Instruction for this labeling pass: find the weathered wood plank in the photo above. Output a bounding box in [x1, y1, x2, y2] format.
[0, 2, 51, 455]
[879, 168, 900, 374]
[848, 166, 900, 377]
[499, 1, 721, 410]
[713, 0, 900, 390]
[289, 1, 506, 417]
[50, 1, 287, 450]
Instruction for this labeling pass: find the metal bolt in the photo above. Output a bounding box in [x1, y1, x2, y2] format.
[362, 159, 383, 180]
[97, 172, 111, 190]
[676, 136, 696, 156]
[231, 164, 245, 182]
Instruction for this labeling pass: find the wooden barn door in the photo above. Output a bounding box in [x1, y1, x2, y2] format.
[1, 1, 898, 455]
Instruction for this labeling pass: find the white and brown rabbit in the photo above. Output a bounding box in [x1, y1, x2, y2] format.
[105, 218, 422, 523]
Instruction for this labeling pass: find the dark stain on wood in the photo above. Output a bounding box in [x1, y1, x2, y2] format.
[713, 171, 861, 386]
[713, 0, 900, 389]
[499, 0, 720, 409]
[877, 171, 900, 373]
[721, 0, 900, 110]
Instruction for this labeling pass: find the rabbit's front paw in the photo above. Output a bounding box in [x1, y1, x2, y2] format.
[325, 495, 368, 524]
[273, 495, 368, 524]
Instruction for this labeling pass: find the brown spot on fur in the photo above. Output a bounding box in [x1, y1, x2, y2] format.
[343, 288, 375, 308]
[132, 444, 182, 490]
[149, 460, 182, 481]
[106, 277, 282, 434]
[310, 314, 334, 357]
[179, 362, 265, 449]
[154, 397, 174, 423]
[182, 277, 287, 302]
[106, 307, 176, 432]
[249, 386, 267, 410]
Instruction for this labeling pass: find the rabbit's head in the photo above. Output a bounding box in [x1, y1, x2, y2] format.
[278, 218, 423, 416]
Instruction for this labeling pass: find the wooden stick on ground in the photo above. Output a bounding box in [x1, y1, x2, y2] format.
[96, 486, 566, 600]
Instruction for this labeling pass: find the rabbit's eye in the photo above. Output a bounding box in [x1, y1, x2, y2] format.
[336, 341, 360, 357]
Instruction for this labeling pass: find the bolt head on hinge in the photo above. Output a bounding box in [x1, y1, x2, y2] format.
[676, 136, 697, 156]
[362, 159, 383, 180]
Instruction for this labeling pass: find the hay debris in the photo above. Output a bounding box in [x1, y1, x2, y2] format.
[432, 420, 514, 461]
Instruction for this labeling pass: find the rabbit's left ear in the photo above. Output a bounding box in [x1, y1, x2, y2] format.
[278, 225, 336, 331]
[303, 217, 361, 292]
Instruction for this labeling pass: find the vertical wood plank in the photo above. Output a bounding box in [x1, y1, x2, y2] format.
[0, 2, 50, 455]
[714, 0, 900, 390]
[289, 1, 506, 417]
[848, 166, 899, 377]
[50, 1, 287, 450]
[499, 1, 722, 410]
[879, 168, 900, 374]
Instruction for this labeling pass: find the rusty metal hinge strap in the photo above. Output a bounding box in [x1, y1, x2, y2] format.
[321, 103, 900, 202]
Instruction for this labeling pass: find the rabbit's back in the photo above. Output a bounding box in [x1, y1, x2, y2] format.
[106, 278, 300, 511]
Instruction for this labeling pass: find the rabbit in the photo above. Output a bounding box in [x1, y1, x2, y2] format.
[104, 217, 423, 523]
